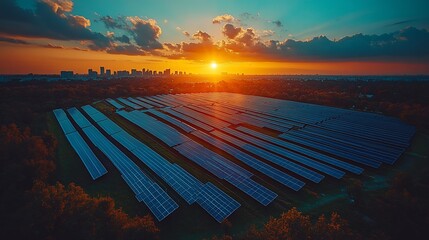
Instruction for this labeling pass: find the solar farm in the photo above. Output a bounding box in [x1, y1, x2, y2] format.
[53, 92, 415, 223]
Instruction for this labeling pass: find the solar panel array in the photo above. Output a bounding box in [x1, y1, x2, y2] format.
[115, 106, 279, 206]
[53, 109, 106, 180]
[84, 105, 241, 222]
[68, 107, 179, 221]
[56, 92, 414, 223]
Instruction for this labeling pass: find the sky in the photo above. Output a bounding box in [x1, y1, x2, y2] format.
[1, 0, 429, 75]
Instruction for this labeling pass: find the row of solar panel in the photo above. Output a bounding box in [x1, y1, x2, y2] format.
[153, 94, 298, 132]
[287, 129, 398, 165]
[83, 106, 247, 222]
[150, 94, 408, 175]
[117, 109, 279, 207]
[191, 130, 305, 191]
[118, 110, 190, 147]
[68, 107, 179, 221]
[114, 109, 250, 222]
[317, 120, 412, 148]
[53, 109, 107, 180]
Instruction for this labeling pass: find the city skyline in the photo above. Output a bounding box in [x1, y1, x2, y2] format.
[1, 0, 429, 75]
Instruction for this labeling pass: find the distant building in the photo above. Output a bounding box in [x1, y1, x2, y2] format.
[175, 71, 178, 75]
[100, 66, 105, 76]
[117, 70, 129, 77]
[60, 71, 74, 79]
[106, 69, 111, 76]
[179, 71, 183, 75]
[164, 69, 171, 75]
[88, 69, 98, 79]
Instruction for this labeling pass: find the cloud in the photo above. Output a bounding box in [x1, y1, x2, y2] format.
[0, 36, 29, 44]
[42, 0, 74, 14]
[240, 12, 260, 21]
[69, 15, 91, 28]
[96, 15, 128, 29]
[0, 0, 111, 50]
[162, 27, 429, 62]
[261, 30, 275, 38]
[223, 24, 242, 39]
[385, 19, 417, 27]
[43, 43, 64, 49]
[114, 34, 130, 44]
[271, 20, 283, 27]
[106, 44, 146, 56]
[127, 16, 162, 50]
[182, 31, 190, 37]
[212, 14, 236, 24]
[221, 23, 258, 46]
[192, 31, 212, 42]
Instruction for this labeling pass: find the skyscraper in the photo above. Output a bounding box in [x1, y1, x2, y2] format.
[100, 66, 105, 76]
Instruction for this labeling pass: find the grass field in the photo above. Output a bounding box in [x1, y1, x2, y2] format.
[48, 102, 429, 240]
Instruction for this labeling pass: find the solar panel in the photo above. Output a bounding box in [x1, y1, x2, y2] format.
[137, 97, 165, 108]
[127, 97, 154, 109]
[222, 128, 345, 179]
[117, 98, 142, 109]
[303, 126, 403, 157]
[191, 130, 305, 191]
[151, 95, 179, 107]
[175, 106, 231, 129]
[90, 112, 204, 206]
[210, 130, 324, 183]
[163, 108, 214, 132]
[225, 175, 277, 206]
[118, 110, 190, 147]
[97, 119, 122, 135]
[67, 107, 92, 128]
[81, 105, 108, 122]
[185, 105, 242, 125]
[53, 109, 77, 135]
[279, 133, 382, 168]
[79, 125, 178, 220]
[105, 98, 125, 109]
[136, 182, 179, 221]
[144, 96, 170, 107]
[53, 108, 69, 122]
[291, 129, 396, 164]
[174, 140, 252, 178]
[65, 131, 107, 180]
[147, 109, 196, 133]
[236, 126, 364, 175]
[196, 183, 240, 223]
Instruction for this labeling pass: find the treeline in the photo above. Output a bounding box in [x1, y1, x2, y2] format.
[0, 124, 159, 240]
[1, 77, 428, 129]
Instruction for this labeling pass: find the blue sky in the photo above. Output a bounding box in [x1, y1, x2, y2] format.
[15, 0, 429, 42]
[1, 0, 428, 74]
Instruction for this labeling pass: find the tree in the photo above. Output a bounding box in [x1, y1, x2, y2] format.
[25, 181, 159, 240]
[242, 208, 355, 240]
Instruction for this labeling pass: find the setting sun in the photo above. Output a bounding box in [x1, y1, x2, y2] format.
[210, 62, 218, 69]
